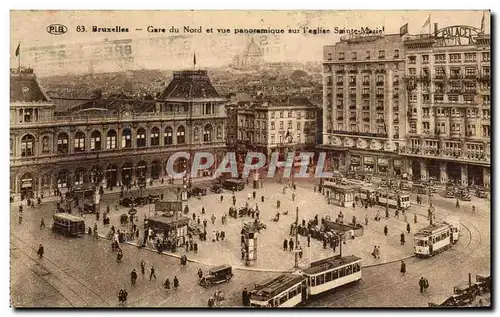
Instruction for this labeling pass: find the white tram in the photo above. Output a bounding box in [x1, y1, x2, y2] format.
[375, 190, 411, 209]
[248, 255, 362, 307]
[414, 222, 460, 257]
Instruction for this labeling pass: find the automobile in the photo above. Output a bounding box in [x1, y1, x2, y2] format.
[476, 188, 488, 198]
[221, 179, 245, 191]
[211, 183, 224, 194]
[119, 197, 134, 207]
[199, 265, 233, 288]
[147, 194, 161, 203]
[460, 193, 471, 201]
[188, 187, 207, 198]
[83, 203, 96, 213]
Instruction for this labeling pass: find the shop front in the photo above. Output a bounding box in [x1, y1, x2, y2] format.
[363, 156, 375, 173]
[377, 158, 389, 174]
[393, 159, 402, 176]
[349, 155, 361, 172]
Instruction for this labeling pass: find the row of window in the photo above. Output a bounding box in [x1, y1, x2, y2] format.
[16, 125, 222, 157]
[328, 124, 388, 135]
[269, 121, 316, 131]
[409, 93, 487, 104]
[268, 111, 316, 119]
[310, 263, 361, 287]
[418, 108, 490, 119]
[333, 88, 393, 96]
[335, 49, 399, 61]
[409, 121, 490, 137]
[408, 66, 490, 76]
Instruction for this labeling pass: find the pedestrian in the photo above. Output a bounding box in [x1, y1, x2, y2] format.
[40, 217, 45, 228]
[242, 288, 249, 306]
[400, 232, 405, 245]
[216, 231, 220, 241]
[211, 214, 216, 225]
[456, 199, 460, 209]
[220, 231, 225, 241]
[406, 222, 411, 234]
[414, 213, 418, 224]
[365, 214, 368, 226]
[289, 238, 294, 251]
[377, 246, 381, 259]
[194, 242, 198, 253]
[372, 246, 377, 259]
[131, 269, 137, 286]
[472, 205, 476, 213]
[203, 219, 207, 228]
[164, 278, 170, 290]
[350, 229, 355, 240]
[292, 193, 295, 201]
[241, 246, 246, 260]
[149, 265, 156, 280]
[37, 244, 44, 259]
[283, 239, 288, 251]
[173, 276, 179, 289]
[307, 234, 311, 248]
[277, 200, 280, 209]
[261, 195, 264, 202]
[140, 259, 145, 275]
[424, 277, 429, 291]
[419, 277, 425, 293]
[220, 194, 223, 202]
[400, 261, 406, 276]
[253, 191, 256, 199]
[384, 225, 388, 236]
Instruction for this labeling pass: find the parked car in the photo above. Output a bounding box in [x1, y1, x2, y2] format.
[476, 188, 488, 198]
[188, 187, 207, 198]
[134, 196, 149, 206]
[211, 184, 224, 194]
[119, 197, 134, 207]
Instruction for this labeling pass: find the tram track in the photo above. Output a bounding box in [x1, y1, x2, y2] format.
[10, 234, 112, 307]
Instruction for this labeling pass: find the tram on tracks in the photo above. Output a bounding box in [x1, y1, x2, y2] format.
[414, 221, 460, 257]
[374, 190, 411, 209]
[248, 255, 362, 307]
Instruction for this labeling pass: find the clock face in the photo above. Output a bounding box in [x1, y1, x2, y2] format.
[124, 112, 130, 117]
[22, 87, 30, 95]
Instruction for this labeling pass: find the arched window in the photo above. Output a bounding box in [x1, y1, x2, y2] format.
[164, 127, 173, 145]
[90, 131, 101, 151]
[150, 127, 160, 146]
[137, 128, 146, 147]
[57, 132, 69, 153]
[21, 134, 35, 157]
[204, 124, 213, 142]
[122, 128, 132, 148]
[177, 126, 185, 144]
[74, 131, 85, 152]
[106, 130, 117, 150]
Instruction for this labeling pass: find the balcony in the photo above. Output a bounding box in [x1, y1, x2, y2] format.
[393, 118, 399, 124]
[434, 75, 446, 80]
[449, 74, 462, 80]
[376, 81, 384, 86]
[393, 107, 399, 112]
[376, 106, 384, 111]
[398, 146, 490, 166]
[376, 118, 384, 123]
[336, 105, 344, 109]
[362, 93, 370, 98]
[362, 81, 370, 86]
[336, 117, 344, 121]
[393, 80, 399, 85]
[349, 82, 357, 86]
[363, 118, 370, 122]
[336, 82, 344, 86]
[420, 75, 430, 81]
[349, 105, 357, 110]
[330, 130, 388, 138]
[393, 134, 399, 139]
[349, 93, 357, 98]
[464, 74, 477, 79]
[362, 69, 372, 73]
[336, 93, 343, 97]
[376, 94, 384, 98]
[375, 69, 386, 73]
[480, 74, 490, 81]
[362, 106, 370, 111]
[349, 117, 357, 122]
[393, 93, 399, 99]
[336, 70, 346, 74]
[326, 81, 334, 86]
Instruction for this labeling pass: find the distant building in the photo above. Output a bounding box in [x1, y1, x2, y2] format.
[232, 38, 264, 68]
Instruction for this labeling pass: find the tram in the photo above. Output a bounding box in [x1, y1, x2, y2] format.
[248, 255, 362, 307]
[414, 222, 460, 257]
[52, 213, 86, 237]
[375, 190, 410, 209]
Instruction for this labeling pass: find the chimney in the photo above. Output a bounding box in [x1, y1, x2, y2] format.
[434, 23, 438, 37]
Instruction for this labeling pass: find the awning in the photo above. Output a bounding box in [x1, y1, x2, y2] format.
[378, 158, 388, 166]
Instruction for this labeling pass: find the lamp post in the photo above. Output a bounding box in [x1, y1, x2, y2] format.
[294, 206, 299, 269]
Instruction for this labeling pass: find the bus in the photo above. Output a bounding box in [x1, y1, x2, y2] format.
[375, 190, 410, 209]
[52, 213, 86, 237]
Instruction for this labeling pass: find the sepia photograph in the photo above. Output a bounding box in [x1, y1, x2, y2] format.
[9, 10, 491, 308]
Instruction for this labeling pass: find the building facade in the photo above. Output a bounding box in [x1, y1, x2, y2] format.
[236, 96, 320, 158]
[321, 34, 407, 175]
[321, 25, 490, 187]
[401, 25, 490, 187]
[10, 68, 227, 198]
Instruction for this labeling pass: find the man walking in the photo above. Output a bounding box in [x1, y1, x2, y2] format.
[131, 269, 138, 286]
[140, 259, 146, 275]
[406, 222, 411, 234]
[419, 277, 425, 293]
[400, 261, 406, 276]
[149, 265, 156, 280]
[384, 225, 388, 236]
[400, 232, 405, 245]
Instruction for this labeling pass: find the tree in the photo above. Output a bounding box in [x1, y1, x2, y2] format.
[91, 88, 103, 100]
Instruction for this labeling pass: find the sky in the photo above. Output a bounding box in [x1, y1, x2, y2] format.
[10, 10, 490, 76]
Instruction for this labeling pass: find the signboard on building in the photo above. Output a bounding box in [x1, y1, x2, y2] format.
[378, 158, 389, 166]
[364, 157, 374, 165]
[435, 25, 482, 46]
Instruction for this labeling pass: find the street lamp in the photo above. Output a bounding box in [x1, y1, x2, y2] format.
[294, 207, 299, 269]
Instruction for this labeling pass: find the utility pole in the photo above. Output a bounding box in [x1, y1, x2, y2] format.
[294, 206, 299, 269]
[385, 169, 389, 218]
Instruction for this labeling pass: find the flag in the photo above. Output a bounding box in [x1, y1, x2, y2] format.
[480, 11, 485, 32]
[399, 23, 408, 36]
[193, 52, 196, 66]
[15, 43, 20, 57]
[285, 130, 290, 138]
[422, 15, 431, 29]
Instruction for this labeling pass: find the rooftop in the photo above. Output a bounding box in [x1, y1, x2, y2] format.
[250, 273, 305, 300]
[158, 70, 222, 101]
[11, 68, 51, 103]
[303, 255, 361, 275]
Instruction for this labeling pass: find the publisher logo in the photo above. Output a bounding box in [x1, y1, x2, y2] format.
[47, 24, 68, 35]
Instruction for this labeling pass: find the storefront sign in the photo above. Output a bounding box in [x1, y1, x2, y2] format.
[350, 156, 360, 165]
[435, 25, 482, 46]
[364, 157, 374, 165]
[378, 158, 388, 166]
[393, 160, 401, 167]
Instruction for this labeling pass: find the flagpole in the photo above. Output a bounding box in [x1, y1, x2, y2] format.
[428, 14, 432, 35]
[17, 41, 21, 73]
